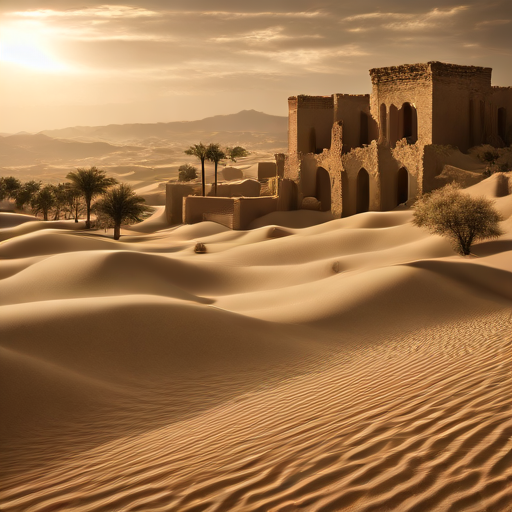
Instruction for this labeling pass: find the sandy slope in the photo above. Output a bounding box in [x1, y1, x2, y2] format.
[0, 173, 511, 511]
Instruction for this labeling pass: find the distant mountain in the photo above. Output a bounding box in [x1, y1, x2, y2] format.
[40, 110, 288, 142]
[0, 133, 137, 166]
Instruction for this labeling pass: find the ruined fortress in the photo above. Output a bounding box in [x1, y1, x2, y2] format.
[169, 62, 512, 228]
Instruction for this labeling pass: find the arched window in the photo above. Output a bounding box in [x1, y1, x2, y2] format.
[397, 167, 409, 205]
[316, 167, 331, 212]
[356, 168, 370, 214]
[403, 103, 413, 139]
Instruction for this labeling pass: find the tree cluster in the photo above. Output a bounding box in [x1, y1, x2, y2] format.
[184, 143, 249, 196]
[1, 167, 151, 240]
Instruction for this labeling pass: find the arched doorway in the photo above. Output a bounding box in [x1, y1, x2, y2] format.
[316, 167, 331, 212]
[397, 167, 408, 205]
[379, 104, 387, 142]
[356, 168, 370, 214]
[498, 108, 507, 143]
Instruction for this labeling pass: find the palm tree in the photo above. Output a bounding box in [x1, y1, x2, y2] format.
[206, 143, 227, 196]
[94, 184, 152, 240]
[184, 143, 208, 196]
[66, 167, 117, 228]
[31, 185, 55, 221]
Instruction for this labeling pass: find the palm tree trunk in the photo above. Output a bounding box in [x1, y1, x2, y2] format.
[114, 223, 121, 240]
[215, 161, 218, 196]
[86, 201, 91, 229]
[201, 158, 205, 197]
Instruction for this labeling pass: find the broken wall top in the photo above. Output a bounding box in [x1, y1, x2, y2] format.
[370, 61, 492, 86]
[288, 95, 334, 109]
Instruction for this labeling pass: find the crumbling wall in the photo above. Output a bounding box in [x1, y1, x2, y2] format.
[341, 141, 379, 216]
[492, 87, 512, 146]
[288, 95, 334, 154]
[334, 94, 372, 151]
[275, 153, 286, 178]
[391, 140, 424, 200]
[431, 63, 492, 151]
[370, 63, 434, 147]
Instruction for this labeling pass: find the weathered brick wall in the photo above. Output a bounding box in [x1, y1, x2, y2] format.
[288, 97, 298, 155]
[390, 141, 424, 201]
[340, 141, 380, 216]
[370, 63, 434, 146]
[288, 95, 334, 154]
[333, 94, 371, 152]
[431, 63, 492, 151]
[492, 87, 512, 145]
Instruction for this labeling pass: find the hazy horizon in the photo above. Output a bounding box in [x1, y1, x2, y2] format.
[1, 0, 511, 133]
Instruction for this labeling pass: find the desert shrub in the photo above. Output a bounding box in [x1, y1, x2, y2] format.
[413, 183, 502, 256]
[178, 164, 198, 182]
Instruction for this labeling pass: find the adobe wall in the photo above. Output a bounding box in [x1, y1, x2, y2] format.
[208, 179, 261, 198]
[275, 153, 286, 178]
[183, 196, 235, 225]
[258, 162, 277, 180]
[288, 95, 334, 154]
[492, 87, 512, 145]
[334, 94, 372, 151]
[235, 197, 278, 229]
[431, 63, 492, 151]
[340, 141, 380, 216]
[390, 141, 424, 201]
[165, 183, 195, 225]
[370, 63, 434, 146]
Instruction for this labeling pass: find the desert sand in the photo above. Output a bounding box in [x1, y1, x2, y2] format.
[1, 173, 511, 511]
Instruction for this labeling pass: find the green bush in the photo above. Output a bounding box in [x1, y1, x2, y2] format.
[178, 164, 198, 182]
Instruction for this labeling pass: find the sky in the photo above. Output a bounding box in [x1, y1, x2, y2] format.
[0, 0, 511, 133]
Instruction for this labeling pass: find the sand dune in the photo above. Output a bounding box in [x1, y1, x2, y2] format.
[1, 177, 511, 511]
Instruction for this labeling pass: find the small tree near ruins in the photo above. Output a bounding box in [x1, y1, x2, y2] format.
[413, 183, 502, 256]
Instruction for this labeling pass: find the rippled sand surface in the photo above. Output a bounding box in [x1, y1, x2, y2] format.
[1, 173, 511, 511]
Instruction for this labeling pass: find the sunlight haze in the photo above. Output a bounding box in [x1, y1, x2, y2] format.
[1, 0, 511, 132]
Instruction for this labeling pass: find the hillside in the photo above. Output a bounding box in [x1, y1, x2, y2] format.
[0, 133, 138, 166]
[40, 110, 288, 143]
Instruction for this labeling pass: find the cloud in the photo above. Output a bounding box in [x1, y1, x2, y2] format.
[341, 6, 469, 31]
[9, 5, 157, 18]
[211, 26, 323, 44]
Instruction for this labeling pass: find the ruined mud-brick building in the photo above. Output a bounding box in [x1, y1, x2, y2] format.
[282, 61, 512, 218]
